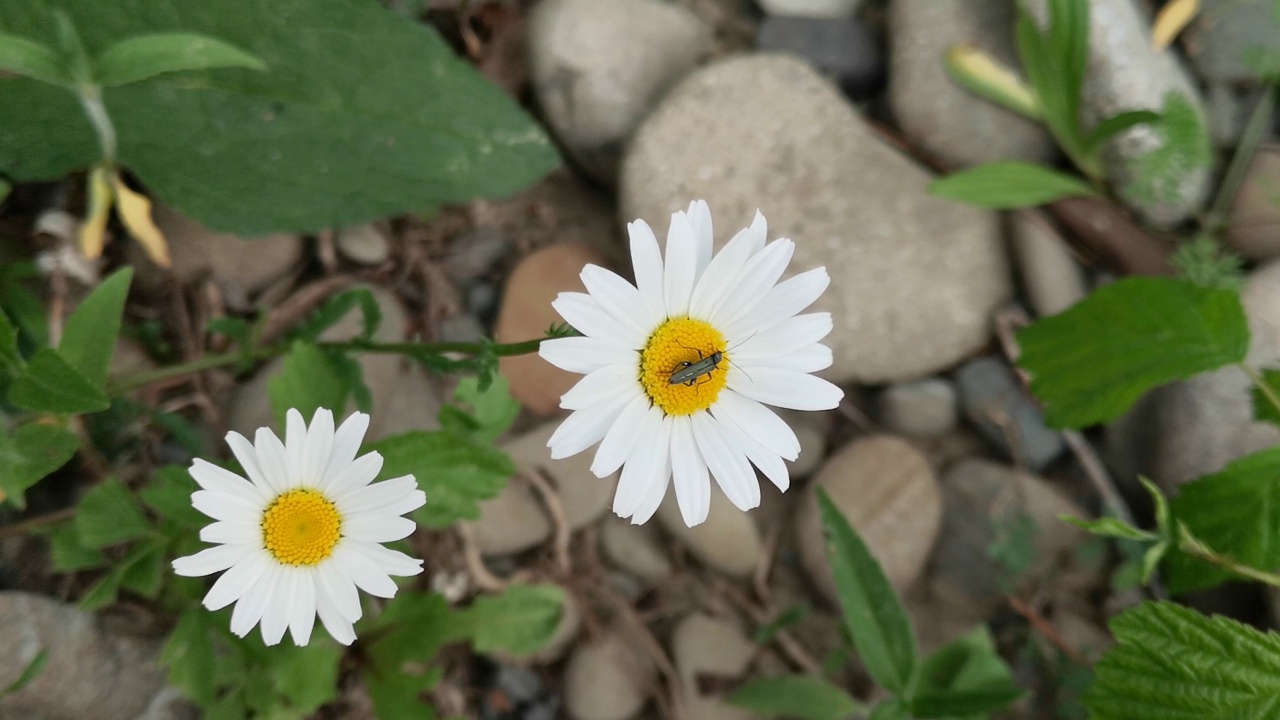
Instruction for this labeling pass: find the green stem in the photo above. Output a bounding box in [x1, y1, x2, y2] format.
[1240, 363, 1280, 419]
[0, 507, 76, 540]
[76, 84, 117, 165]
[1204, 80, 1276, 235]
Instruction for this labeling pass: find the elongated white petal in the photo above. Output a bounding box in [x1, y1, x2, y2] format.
[560, 364, 641, 411]
[230, 561, 276, 638]
[189, 459, 267, 504]
[687, 200, 714, 280]
[254, 427, 291, 494]
[173, 542, 257, 577]
[711, 406, 790, 492]
[709, 238, 795, 330]
[539, 336, 639, 375]
[612, 406, 666, 519]
[192, 490, 261, 523]
[740, 343, 832, 374]
[691, 412, 760, 512]
[347, 540, 424, 577]
[301, 409, 334, 487]
[670, 415, 710, 527]
[226, 430, 279, 495]
[284, 409, 307, 489]
[732, 313, 833, 361]
[723, 267, 829, 341]
[688, 219, 763, 319]
[590, 393, 650, 478]
[553, 292, 645, 350]
[259, 568, 292, 645]
[630, 435, 671, 526]
[288, 570, 318, 646]
[628, 219, 667, 328]
[728, 367, 845, 411]
[713, 390, 801, 460]
[317, 561, 362, 623]
[332, 545, 398, 598]
[664, 211, 697, 317]
[328, 451, 385, 505]
[548, 389, 637, 459]
[320, 412, 370, 491]
[580, 264, 655, 339]
[336, 475, 421, 516]
[203, 550, 270, 611]
[314, 572, 357, 645]
[342, 514, 416, 543]
[200, 521, 260, 545]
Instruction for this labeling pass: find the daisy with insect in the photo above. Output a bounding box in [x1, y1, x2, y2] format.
[172, 408, 425, 646]
[539, 201, 843, 527]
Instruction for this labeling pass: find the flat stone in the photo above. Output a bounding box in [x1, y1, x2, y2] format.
[656, 483, 763, 579]
[601, 519, 673, 583]
[877, 378, 959, 438]
[955, 356, 1064, 471]
[756, 15, 883, 99]
[564, 632, 654, 720]
[1010, 208, 1089, 316]
[796, 435, 941, 605]
[670, 613, 760, 720]
[335, 223, 391, 265]
[778, 408, 831, 479]
[445, 227, 509, 281]
[621, 54, 1010, 384]
[1226, 145, 1280, 260]
[1184, 0, 1280, 84]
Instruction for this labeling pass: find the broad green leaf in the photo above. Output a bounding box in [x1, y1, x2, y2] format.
[366, 592, 452, 720]
[868, 699, 909, 720]
[162, 609, 217, 706]
[369, 429, 514, 527]
[268, 341, 348, 428]
[1084, 110, 1162, 153]
[0, 421, 78, 509]
[271, 643, 341, 715]
[1085, 601, 1280, 719]
[60, 266, 132, 389]
[1, 649, 48, 698]
[0, 0, 558, 234]
[817, 489, 916, 695]
[48, 524, 107, 571]
[8, 348, 110, 413]
[140, 465, 204, 530]
[455, 584, 564, 656]
[1060, 515, 1159, 542]
[119, 537, 166, 597]
[1251, 368, 1280, 427]
[76, 477, 150, 548]
[451, 374, 518, 444]
[929, 161, 1095, 209]
[908, 627, 1023, 718]
[0, 31, 69, 85]
[1016, 277, 1249, 429]
[0, 307, 20, 372]
[728, 675, 864, 720]
[944, 44, 1040, 120]
[1166, 446, 1280, 593]
[1015, 0, 1087, 168]
[94, 32, 265, 87]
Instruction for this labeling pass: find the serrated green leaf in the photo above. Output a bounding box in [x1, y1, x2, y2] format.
[162, 609, 217, 706]
[48, 524, 107, 572]
[76, 477, 149, 548]
[369, 429, 514, 528]
[1, 649, 48, 698]
[1016, 277, 1249, 429]
[817, 489, 916, 695]
[929, 161, 1096, 209]
[271, 642, 341, 715]
[1085, 601, 1280, 719]
[119, 537, 166, 597]
[0, 421, 78, 509]
[367, 592, 452, 720]
[59, 266, 132, 390]
[288, 288, 381, 344]
[1084, 110, 1162, 154]
[909, 627, 1022, 718]
[1166, 446, 1280, 593]
[0, 31, 69, 85]
[451, 374, 518, 444]
[94, 32, 265, 87]
[0, 0, 558, 234]
[1126, 92, 1212, 207]
[268, 342, 349, 428]
[456, 584, 564, 656]
[727, 675, 863, 720]
[1251, 368, 1280, 427]
[8, 348, 110, 414]
[139, 465, 204, 529]
[1060, 515, 1159, 541]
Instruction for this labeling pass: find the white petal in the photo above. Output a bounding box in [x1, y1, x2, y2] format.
[189, 459, 267, 504]
[629, 437, 671, 526]
[320, 412, 370, 491]
[192, 490, 261, 523]
[317, 561, 362, 623]
[732, 313, 833, 361]
[337, 475, 422, 516]
[728, 367, 845, 411]
[723, 267, 829, 341]
[553, 292, 645, 350]
[670, 415, 710, 527]
[379, 488, 427, 518]
[200, 521, 260, 545]
[709, 239, 794, 331]
[742, 344, 832, 374]
[347, 540, 424, 577]
[714, 390, 801, 460]
[259, 568, 292, 645]
[580, 264, 653, 339]
[332, 544, 398, 598]
[342, 514, 416, 543]
[628, 219, 667, 328]
[560, 365, 641, 411]
[254, 427, 291, 495]
[314, 573, 357, 645]
[301, 408, 335, 487]
[663, 211, 697, 317]
[590, 393, 650, 478]
[539, 336, 639, 375]
[692, 412, 760, 512]
[230, 561, 276, 638]
[688, 217, 762, 319]
[327, 451, 384, 505]
[288, 570, 318, 646]
[686, 200, 714, 280]
[613, 406, 670, 520]
[547, 389, 637, 459]
[226, 430, 279, 495]
[284, 409, 307, 489]
[711, 407, 790, 492]
[203, 550, 271, 611]
[173, 542, 256, 577]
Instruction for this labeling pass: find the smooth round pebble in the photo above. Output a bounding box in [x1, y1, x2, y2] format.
[601, 520, 673, 583]
[877, 378, 958, 438]
[656, 484, 763, 579]
[335, 223, 391, 265]
[671, 613, 759, 720]
[564, 633, 654, 720]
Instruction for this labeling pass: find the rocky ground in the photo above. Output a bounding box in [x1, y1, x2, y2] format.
[2, 0, 1280, 719]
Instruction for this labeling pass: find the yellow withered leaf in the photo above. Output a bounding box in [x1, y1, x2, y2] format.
[946, 44, 1041, 121]
[111, 175, 171, 268]
[79, 165, 112, 259]
[1152, 0, 1200, 50]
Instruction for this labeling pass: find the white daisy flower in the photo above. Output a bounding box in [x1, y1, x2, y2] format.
[539, 201, 843, 528]
[172, 408, 426, 646]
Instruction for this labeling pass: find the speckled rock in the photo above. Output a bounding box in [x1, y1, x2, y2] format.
[889, 0, 1054, 169]
[621, 54, 1010, 383]
[1010, 208, 1089, 316]
[1226, 145, 1280, 260]
[656, 484, 763, 579]
[564, 632, 654, 720]
[671, 614, 760, 720]
[529, 0, 710, 183]
[796, 435, 941, 605]
[877, 378, 958, 438]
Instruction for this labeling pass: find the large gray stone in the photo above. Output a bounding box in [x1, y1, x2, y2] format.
[1010, 208, 1089, 317]
[1226, 145, 1280, 261]
[563, 632, 654, 720]
[1184, 0, 1280, 84]
[656, 483, 763, 579]
[670, 614, 760, 720]
[889, 0, 1054, 169]
[621, 54, 1010, 383]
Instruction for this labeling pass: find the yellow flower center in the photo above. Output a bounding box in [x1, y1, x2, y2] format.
[261, 489, 341, 566]
[639, 317, 729, 416]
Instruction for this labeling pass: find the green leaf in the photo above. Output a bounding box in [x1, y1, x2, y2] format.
[1085, 601, 1280, 719]
[908, 627, 1023, 718]
[369, 429, 514, 528]
[1084, 110, 1162, 153]
[1166, 446, 1280, 594]
[944, 44, 1041, 120]
[271, 643, 341, 715]
[162, 609, 217, 706]
[94, 32, 265, 87]
[817, 489, 916, 695]
[0, 307, 21, 373]
[119, 537, 166, 597]
[0, 421, 78, 509]
[868, 699, 909, 720]
[753, 603, 811, 645]
[367, 593, 453, 720]
[1016, 277, 1250, 429]
[928, 161, 1096, 209]
[455, 584, 564, 656]
[139, 465, 204, 530]
[1, 649, 48, 698]
[48, 524, 107, 571]
[58, 267, 132, 390]
[1126, 92, 1212, 208]
[1060, 515, 1159, 542]
[0, 0, 558, 234]
[1251, 369, 1280, 427]
[451, 374, 518, 444]
[76, 477, 149, 548]
[1015, 0, 1087, 167]
[727, 675, 864, 720]
[0, 31, 69, 85]
[8, 348, 110, 414]
[288, 288, 382, 344]
[268, 341, 349, 427]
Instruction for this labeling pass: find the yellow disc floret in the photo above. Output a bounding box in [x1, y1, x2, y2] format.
[261, 489, 342, 566]
[640, 317, 729, 416]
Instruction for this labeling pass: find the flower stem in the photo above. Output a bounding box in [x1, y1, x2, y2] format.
[0, 507, 77, 540]
[77, 84, 117, 165]
[1204, 80, 1276, 235]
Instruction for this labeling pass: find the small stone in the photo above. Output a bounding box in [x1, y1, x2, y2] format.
[779, 408, 830, 479]
[529, 0, 710, 183]
[955, 356, 1064, 471]
[601, 519, 673, 583]
[0, 592, 167, 720]
[877, 378, 958, 438]
[446, 227, 510, 281]
[438, 314, 486, 344]
[756, 16, 883, 99]
[889, 0, 1054, 169]
[656, 484, 763, 579]
[1225, 145, 1280, 260]
[671, 613, 759, 720]
[757, 0, 863, 18]
[1010, 209, 1089, 316]
[1184, 0, 1280, 84]
[467, 283, 499, 319]
[564, 633, 654, 720]
[497, 665, 543, 703]
[497, 243, 612, 415]
[466, 474, 552, 557]
[335, 223, 391, 265]
[796, 435, 941, 604]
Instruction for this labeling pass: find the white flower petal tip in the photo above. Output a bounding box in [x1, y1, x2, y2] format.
[545, 203, 835, 527]
[172, 409, 426, 647]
